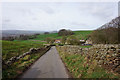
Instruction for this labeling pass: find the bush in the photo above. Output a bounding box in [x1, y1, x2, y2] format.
[44, 32, 49, 34]
[45, 37, 55, 44]
[18, 35, 30, 40]
[58, 44, 64, 46]
[2, 36, 15, 41]
[61, 36, 67, 44]
[28, 35, 37, 39]
[66, 35, 80, 45]
[91, 27, 119, 44]
[58, 29, 74, 36]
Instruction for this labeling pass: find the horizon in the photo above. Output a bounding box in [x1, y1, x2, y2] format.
[2, 29, 93, 32]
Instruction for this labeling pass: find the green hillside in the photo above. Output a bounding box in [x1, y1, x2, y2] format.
[73, 30, 92, 39]
[2, 30, 92, 62]
[31, 30, 93, 41]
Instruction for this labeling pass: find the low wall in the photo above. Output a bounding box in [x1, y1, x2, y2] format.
[58, 44, 120, 74]
[5, 46, 51, 65]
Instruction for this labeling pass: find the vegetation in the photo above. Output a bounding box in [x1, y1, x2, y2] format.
[91, 27, 119, 44]
[57, 47, 119, 78]
[61, 36, 67, 44]
[44, 32, 50, 34]
[2, 40, 44, 62]
[66, 35, 80, 45]
[31, 33, 60, 41]
[2, 30, 93, 78]
[2, 40, 49, 78]
[31, 30, 92, 41]
[73, 30, 92, 40]
[45, 37, 55, 44]
[79, 45, 92, 48]
[58, 29, 74, 36]
[3, 48, 49, 78]
[2, 36, 16, 41]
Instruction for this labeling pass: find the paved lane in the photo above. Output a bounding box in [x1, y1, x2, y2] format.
[21, 46, 69, 78]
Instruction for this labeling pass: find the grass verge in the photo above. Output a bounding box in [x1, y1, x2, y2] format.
[2, 40, 51, 78]
[2, 40, 44, 62]
[56, 46, 119, 78]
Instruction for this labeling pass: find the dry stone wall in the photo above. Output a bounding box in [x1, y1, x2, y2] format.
[58, 44, 120, 74]
[5, 46, 51, 65]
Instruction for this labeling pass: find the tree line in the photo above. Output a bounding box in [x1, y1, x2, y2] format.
[2, 33, 40, 41]
[91, 27, 119, 44]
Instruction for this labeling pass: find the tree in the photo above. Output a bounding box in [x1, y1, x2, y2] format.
[45, 37, 55, 44]
[2, 36, 15, 41]
[61, 36, 67, 44]
[58, 29, 74, 36]
[66, 35, 80, 45]
[44, 32, 49, 34]
[91, 27, 119, 44]
[18, 35, 30, 40]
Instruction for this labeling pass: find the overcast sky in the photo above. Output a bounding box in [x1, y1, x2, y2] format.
[2, 2, 118, 31]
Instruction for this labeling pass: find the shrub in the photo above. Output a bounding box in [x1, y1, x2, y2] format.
[2, 36, 15, 41]
[18, 35, 30, 40]
[61, 36, 67, 44]
[44, 32, 49, 34]
[91, 27, 119, 44]
[58, 29, 74, 36]
[45, 37, 55, 44]
[66, 35, 80, 45]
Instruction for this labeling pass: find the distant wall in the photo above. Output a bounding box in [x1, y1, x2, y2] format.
[57, 44, 120, 74]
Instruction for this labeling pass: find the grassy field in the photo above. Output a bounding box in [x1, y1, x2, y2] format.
[73, 30, 92, 40]
[31, 33, 60, 41]
[2, 30, 93, 78]
[31, 30, 92, 41]
[2, 40, 44, 62]
[57, 47, 119, 78]
[3, 48, 49, 78]
[2, 40, 50, 78]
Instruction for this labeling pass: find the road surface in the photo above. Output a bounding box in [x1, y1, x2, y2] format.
[21, 46, 69, 78]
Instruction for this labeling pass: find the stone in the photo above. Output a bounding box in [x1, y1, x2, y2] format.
[9, 56, 17, 62]
[6, 61, 12, 65]
[29, 48, 37, 53]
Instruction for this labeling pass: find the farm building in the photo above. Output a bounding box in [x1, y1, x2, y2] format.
[54, 39, 61, 43]
[85, 39, 92, 44]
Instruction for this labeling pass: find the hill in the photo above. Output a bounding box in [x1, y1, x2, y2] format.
[2, 30, 45, 37]
[98, 16, 120, 30]
[91, 16, 119, 44]
[31, 30, 93, 41]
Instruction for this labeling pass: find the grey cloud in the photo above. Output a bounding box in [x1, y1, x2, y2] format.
[32, 18, 38, 20]
[4, 19, 11, 22]
[71, 22, 89, 27]
[79, 2, 117, 21]
[2, 2, 117, 31]
[39, 6, 55, 14]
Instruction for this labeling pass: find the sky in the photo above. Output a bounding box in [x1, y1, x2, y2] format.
[2, 2, 118, 31]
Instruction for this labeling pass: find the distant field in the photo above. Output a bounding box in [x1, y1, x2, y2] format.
[14, 40, 47, 44]
[31, 33, 61, 41]
[73, 30, 93, 39]
[2, 30, 92, 61]
[31, 30, 93, 41]
[2, 40, 44, 62]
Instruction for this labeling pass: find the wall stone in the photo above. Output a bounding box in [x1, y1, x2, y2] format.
[6, 46, 51, 65]
[58, 44, 120, 74]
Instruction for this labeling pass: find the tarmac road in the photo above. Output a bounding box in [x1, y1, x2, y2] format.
[21, 46, 69, 78]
